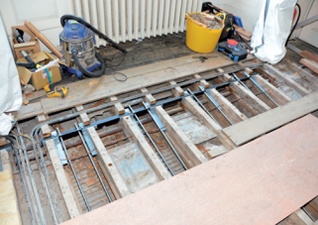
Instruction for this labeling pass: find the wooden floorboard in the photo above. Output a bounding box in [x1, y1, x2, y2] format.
[61, 115, 318, 225]
[0, 151, 22, 225]
[15, 53, 239, 121]
[223, 91, 318, 146]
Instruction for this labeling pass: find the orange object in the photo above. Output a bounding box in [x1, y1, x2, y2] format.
[227, 39, 238, 47]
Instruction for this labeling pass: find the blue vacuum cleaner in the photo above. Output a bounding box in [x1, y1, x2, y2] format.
[59, 15, 127, 79]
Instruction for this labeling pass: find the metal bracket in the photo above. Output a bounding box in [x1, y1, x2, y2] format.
[78, 123, 97, 156]
[51, 131, 68, 166]
[199, 86, 222, 110]
[144, 102, 166, 131]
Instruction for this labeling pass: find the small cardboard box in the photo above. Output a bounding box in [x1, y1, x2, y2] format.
[17, 51, 62, 90]
[12, 25, 41, 59]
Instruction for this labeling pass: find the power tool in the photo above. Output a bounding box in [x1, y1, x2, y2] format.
[59, 15, 127, 79]
[217, 39, 247, 62]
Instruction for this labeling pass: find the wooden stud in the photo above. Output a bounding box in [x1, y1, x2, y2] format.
[37, 114, 51, 138]
[0, 150, 22, 225]
[122, 116, 171, 180]
[183, 96, 236, 150]
[155, 106, 208, 168]
[169, 81, 184, 96]
[110, 96, 125, 115]
[263, 64, 310, 96]
[86, 127, 131, 198]
[194, 74, 210, 88]
[253, 75, 291, 105]
[230, 82, 271, 113]
[140, 88, 156, 105]
[286, 60, 318, 90]
[75, 105, 90, 126]
[294, 209, 313, 225]
[209, 89, 248, 124]
[45, 140, 81, 218]
[299, 50, 318, 64]
[300, 58, 318, 74]
[223, 91, 318, 146]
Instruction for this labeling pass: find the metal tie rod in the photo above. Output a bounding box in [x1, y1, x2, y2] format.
[198, 86, 233, 125]
[74, 123, 113, 202]
[142, 102, 188, 171]
[187, 89, 220, 126]
[243, 71, 279, 107]
[231, 73, 250, 90]
[128, 106, 175, 176]
[56, 128, 91, 211]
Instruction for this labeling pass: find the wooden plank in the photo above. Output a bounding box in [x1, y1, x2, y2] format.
[294, 209, 313, 225]
[300, 58, 318, 74]
[86, 127, 130, 198]
[223, 91, 318, 146]
[45, 140, 81, 218]
[263, 64, 310, 96]
[0, 150, 22, 225]
[299, 50, 318, 64]
[36, 114, 51, 138]
[75, 106, 90, 126]
[16, 53, 237, 120]
[155, 106, 208, 168]
[13, 102, 42, 121]
[110, 96, 125, 115]
[61, 115, 318, 225]
[230, 82, 271, 113]
[194, 74, 210, 88]
[182, 97, 235, 149]
[122, 116, 171, 180]
[169, 81, 184, 96]
[253, 75, 291, 105]
[140, 88, 156, 105]
[209, 89, 248, 123]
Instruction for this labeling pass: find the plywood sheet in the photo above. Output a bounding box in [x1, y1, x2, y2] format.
[61, 115, 318, 225]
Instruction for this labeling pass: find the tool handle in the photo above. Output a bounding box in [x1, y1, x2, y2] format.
[24, 21, 63, 59]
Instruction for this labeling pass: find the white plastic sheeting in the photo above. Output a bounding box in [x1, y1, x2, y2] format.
[251, 0, 297, 64]
[0, 16, 22, 135]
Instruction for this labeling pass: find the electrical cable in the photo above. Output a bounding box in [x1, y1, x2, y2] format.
[285, 3, 301, 46]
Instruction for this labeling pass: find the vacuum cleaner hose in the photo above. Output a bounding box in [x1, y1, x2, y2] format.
[61, 14, 127, 54]
[72, 50, 106, 78]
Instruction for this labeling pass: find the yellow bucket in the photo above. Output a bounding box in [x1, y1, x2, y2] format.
[185, 13, 224, 53]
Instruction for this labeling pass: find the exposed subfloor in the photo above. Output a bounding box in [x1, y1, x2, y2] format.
[2, 34, 318, 225]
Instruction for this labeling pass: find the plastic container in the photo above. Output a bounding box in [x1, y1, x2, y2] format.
[185, 13, 224, 53]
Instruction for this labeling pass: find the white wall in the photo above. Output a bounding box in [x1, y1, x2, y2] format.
[0, 0, 316, 48]
[0, 0, 72, 49]
[297, 0, 318, 47]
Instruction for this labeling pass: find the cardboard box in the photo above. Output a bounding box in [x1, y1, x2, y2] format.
[12, 25, 41, 59]
[17, 51, 62, 90]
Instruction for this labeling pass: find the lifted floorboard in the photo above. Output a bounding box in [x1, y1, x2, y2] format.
[61, 115, 318, 225]
[15, 53, 245, 121]
[223, 91, 318, 146]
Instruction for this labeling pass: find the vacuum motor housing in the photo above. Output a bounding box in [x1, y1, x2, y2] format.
[60, 20, 100, 78]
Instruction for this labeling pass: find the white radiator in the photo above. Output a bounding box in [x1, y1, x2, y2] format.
[66, 0, 203, 45]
